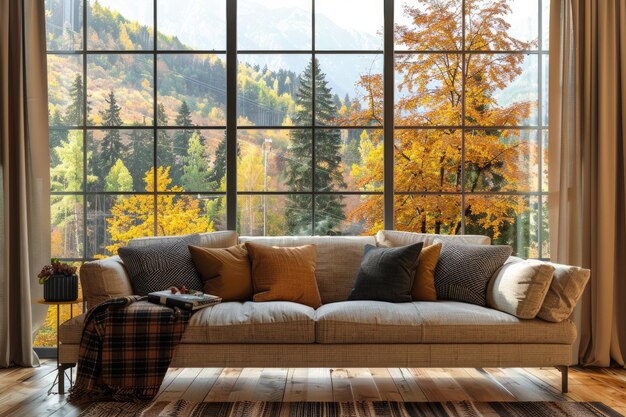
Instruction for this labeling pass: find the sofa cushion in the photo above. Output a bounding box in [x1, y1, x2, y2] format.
[189, 244, 254, 302]
[196, 301, 316, 343]
[413, 301, 577, 344]
[315, 301, 424, 343]
[240, 236, 376, 304]
[348, 243, 423, 303]
[434, 243, 512, 306]
[376, 230, 491, 247]
[412, 243, 441, 301]
[537, 263, 591, 323]
[246, 242, 321, 308]
[61, 302, 317, 344]
[487, 258, 555, 319]
[118, 234, 203, 295]
[80, 256, 133, 310]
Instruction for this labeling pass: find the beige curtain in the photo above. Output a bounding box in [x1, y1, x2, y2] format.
[549, 0, 626, 367]
[0, 0, 51, 367]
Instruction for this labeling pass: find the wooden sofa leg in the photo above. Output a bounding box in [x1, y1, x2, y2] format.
[58, 365, 65, 395]
[556, 366, 569, 393]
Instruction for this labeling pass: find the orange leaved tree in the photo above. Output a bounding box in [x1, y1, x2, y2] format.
[105, 166, 214, 255]
[348, 0, 536, 242]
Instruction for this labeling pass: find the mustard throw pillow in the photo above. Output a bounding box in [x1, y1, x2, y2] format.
[412, 243, 442, 301]
[245, 242, 321, 309]
[188, 244, 253, 302]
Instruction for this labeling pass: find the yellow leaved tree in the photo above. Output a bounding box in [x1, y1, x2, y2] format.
[348, 0, 536, 241]
[105, 166, 214, 255]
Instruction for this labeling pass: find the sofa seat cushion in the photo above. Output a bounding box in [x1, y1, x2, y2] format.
[190, 301, 316, 343]
[314, 301, 576, 345]
[414, 301, 577, 344]
[315, 301, 424, 343]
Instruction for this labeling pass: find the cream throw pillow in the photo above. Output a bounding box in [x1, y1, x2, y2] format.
[487, 259, 555, 319]
[537, 264, 590, 322]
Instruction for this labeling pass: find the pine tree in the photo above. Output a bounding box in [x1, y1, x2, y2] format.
[172, 100, 194, 183]
[156, 103, 175, 172]
[285, 58, 345, 235]
[128, 122, 153, 189]
[65, 74, 86, 126]
[49, 110, 68, 166]
[98, 90, 126, 182]
[181, 131, 210, 191]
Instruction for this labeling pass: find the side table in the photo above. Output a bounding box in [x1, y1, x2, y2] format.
[37, 298, 82, 395]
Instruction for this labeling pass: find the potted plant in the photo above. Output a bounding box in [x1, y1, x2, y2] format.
[38, 259, 78, 302]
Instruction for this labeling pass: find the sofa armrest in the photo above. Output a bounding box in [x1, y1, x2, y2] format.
[80, 256, 134, 310]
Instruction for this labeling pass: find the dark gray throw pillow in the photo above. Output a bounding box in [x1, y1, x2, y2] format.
[118, 234, 203, 296]
[348, 243, 424, 302]
[434, 243, 512, 306]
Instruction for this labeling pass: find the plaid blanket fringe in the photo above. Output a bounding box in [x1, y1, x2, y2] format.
[68, 296, 190, 403]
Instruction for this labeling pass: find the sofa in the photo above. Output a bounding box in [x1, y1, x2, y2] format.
[57, 231, 579, 394]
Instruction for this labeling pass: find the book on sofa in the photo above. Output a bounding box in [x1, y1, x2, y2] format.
[148, 290, 221, 311]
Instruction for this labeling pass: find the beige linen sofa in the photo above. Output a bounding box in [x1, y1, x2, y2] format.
[57, 231, 577, 394]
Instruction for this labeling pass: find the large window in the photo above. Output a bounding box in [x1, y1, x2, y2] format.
[39, 0, 549, 345]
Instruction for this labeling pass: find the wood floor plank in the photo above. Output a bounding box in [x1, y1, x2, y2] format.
[329, 369, 353, 402]
[158, 368, 203, 402]
[387, 368, 427, 401]
[203, 368, 242, 402]
[252, 368, 288, 402]
[180, 368, 222, 402]
[283, 368, 333, 402]
[370, 368, 403, 401]
[228, 368, 264, 401]
[452, 368, 516, 402]
[410, 368, 467, 401]
[345, 368, 381, 401]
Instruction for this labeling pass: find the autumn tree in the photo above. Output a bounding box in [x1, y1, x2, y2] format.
[349, 0, 534, 243]
[285, 58, 345, 235]
[105, 166, 214, 254]
[105, 159, 133, 191]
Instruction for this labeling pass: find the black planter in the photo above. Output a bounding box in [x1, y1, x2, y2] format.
[43, 274, 78, 302]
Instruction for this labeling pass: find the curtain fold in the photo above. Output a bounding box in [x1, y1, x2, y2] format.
[0, 0, 51, 367]
[549, 0, 626, 367]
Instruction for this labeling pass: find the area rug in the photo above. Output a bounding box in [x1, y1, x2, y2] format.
[78, 400, 623, 417]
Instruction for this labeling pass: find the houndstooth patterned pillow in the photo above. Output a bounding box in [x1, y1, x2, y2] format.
[118, 234, 203, 296]
[434, 243, 512, 306]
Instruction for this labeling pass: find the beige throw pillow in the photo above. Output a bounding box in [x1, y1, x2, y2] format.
[487, 259, 555, 319]
[537, 264, 590, 322]
[245, 242, 322, 309]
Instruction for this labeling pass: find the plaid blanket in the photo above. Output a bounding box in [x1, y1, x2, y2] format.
[68, 296, 190, 403]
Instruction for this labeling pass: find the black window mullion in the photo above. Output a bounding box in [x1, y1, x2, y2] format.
[383, 0, 394, 229]
[226, 0, 237, 231]
[153, 0, 158, 236]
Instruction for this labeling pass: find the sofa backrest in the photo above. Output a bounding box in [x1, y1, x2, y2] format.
[128, 230, 238, 249]
[376, 230, 491, 247]
[240, 236, 376, 304]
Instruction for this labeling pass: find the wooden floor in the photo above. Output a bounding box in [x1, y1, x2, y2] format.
[0, 362, 623, 416]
